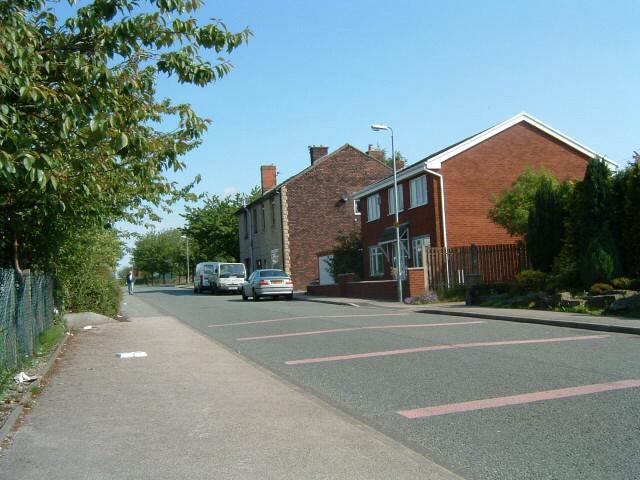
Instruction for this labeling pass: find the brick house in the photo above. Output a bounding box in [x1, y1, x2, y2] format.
[354, 112, 616, 281]
[238, 144, 391, 288]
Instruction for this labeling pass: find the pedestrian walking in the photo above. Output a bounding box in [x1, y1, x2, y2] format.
[126, 270, 134, 295]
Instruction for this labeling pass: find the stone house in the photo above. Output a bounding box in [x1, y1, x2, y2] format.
[238, 144, 391, 289]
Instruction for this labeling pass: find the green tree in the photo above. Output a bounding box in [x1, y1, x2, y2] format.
[377, 147, 408, 169]
[0, 0, 251, 274]
[328, 232, 363, 280]
[132, 228, 184, 283]
[526, 178, 569, 273]
[577, 158, 621, 285]
[182, 187, 260, 262]
[617, 157, 640, 277]
[489, 167, 558, 237]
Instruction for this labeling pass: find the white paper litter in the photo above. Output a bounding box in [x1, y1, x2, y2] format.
[83, 325, 93, 330]
[116, 351, 147, 359]
[14, 372, 38, 384]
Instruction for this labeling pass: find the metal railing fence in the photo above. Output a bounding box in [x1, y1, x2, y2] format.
[1, 268, 55, 372]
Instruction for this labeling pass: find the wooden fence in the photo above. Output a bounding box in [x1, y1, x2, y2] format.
[422, 243, 528, 290]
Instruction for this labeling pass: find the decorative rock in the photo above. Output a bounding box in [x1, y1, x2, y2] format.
[607, 294, 640, 312]
[587, 294, 623, 309]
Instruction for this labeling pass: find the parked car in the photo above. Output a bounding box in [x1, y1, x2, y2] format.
[242, 269, 293, 301]
[194, 262, 246, 294]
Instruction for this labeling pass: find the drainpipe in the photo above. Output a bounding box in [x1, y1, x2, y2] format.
[425, 167, 450, 288]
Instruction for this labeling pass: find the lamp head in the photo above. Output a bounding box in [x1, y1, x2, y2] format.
[371, 124, 390, 131]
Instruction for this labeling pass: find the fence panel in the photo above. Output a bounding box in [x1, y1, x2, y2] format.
[422, 243, 527, 290]
[0, 269, 55, 372]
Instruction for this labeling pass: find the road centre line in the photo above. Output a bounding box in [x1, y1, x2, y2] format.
[236, 321, 485, 341]
[208, 313, 408, 328]
[284, 334, 609, 365]
[398, 379, 640, 419]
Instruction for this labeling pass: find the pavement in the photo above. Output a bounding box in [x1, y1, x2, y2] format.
[0, 294, 463, 480]
[294, 293, 640, 335]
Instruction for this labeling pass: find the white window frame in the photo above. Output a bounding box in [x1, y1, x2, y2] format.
[366, 193, 381, 222]
[412, 235, 431, 267]
[410, 175, 428, 208]
[369, 246, 384, 277]
[388, 184, 404, 215]
[354, 199, 361, 216]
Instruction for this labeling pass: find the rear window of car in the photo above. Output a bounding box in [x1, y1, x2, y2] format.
[259, 270, 287, 277]
[203, 266, 215, 274]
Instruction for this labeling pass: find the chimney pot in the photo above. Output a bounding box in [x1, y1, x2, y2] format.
[309, 145, 329, 165]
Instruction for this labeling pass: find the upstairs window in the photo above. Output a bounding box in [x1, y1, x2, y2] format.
[271, 200, 276, 226]
[252, 209, 258, 234]
[367, 194, 381, 222]
[410, 175, 428, 208]
[388, 184, 404, 215]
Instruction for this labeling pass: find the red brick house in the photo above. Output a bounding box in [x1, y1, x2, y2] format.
[354, 112, 616, 281]
[238, 144, 391, 288]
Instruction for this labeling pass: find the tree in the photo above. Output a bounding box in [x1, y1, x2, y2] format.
[577, 158, 621, 285]
[377, 147, 408, 169]
[132, 229, 184, 283]
[182, 187, 260, 262]
[526, 178, 568, 273]
[0, 0, 251, 274]
[489, 167, 558, 237]
[616, 156, 640, 277]
[328, 232, 363, 280]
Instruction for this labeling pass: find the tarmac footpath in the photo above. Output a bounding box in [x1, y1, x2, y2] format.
[0, 294, 463, 480]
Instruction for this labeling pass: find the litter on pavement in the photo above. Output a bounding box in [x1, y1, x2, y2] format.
[83, 325, 93, 330]
[14, 372, 38, 384]
[116, 351, 147, 359]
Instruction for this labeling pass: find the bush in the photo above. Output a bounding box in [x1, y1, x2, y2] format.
[611, 277, 634, 290]
[514, 270, 547, 293]
[405, 291, 439, 304]
[590, 283, 613, 295]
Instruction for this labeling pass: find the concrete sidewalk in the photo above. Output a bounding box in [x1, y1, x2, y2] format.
[0, 295, 462, 480]
[295, 294, 640, 335]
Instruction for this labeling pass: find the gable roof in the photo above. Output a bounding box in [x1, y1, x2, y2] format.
[242, 144, 389, 210]
[354, 112, 615, 200]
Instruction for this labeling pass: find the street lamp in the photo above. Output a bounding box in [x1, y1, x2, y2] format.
[371, 124, 403, 303]
[180, 235, 190, 285]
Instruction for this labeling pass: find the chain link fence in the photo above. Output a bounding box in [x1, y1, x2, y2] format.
[1, 268, 55, 372]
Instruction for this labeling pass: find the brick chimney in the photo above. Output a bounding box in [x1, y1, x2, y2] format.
[260, 165, 277, 193]
[367, 144, 385, 163]
[309, 145, 329, 165]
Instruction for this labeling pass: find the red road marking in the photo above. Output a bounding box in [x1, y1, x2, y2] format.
[208, 313, 407, 328]
[284, 334, 608, 365]
[236, 321, 485, 341]
[398, 379, 640, 419]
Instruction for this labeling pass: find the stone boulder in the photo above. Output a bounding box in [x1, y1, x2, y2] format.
[607, 294, 640, 312]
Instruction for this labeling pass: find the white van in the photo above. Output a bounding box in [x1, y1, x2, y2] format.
[194, 262, 246, 294]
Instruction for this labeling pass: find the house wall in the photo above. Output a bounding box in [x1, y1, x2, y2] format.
[238, 194, 285, 273]
[441, 122, 590, 247]
[285, 145, 391, 288]
[360, 173, 442, 279]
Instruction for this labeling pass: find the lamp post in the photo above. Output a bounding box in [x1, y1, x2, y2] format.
[371, 124, 403, 303]
[181, 235, 190, 285]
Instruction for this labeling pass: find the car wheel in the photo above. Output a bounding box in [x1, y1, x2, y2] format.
[193, 287, 198, 294]
[242, 291, 248, 301]
[285, 294, 293, 301]
[252, 289, 260, 301]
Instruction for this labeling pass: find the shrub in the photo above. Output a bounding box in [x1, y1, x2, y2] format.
[611, 277, 634, 290]
[405, 291, 439, 304]
[590, 283, 613, 295]
[514, 270, 547, 293]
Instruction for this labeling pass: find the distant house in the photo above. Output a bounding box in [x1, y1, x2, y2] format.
[238, 144, 391, 289]
[354, 112, 616, 281]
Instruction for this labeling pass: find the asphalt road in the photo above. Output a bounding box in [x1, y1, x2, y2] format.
[136, 286, 640, 480]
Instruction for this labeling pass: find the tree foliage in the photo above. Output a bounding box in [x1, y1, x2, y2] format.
[132, 228, 186, 282]
[328, 231, 363, 280]
[526, 179, 570, 273]
[576, 158, 621, 285]
[616, 157, 640, 277]
[182, 187, 260, 263]
[489, 167, 558, 237]
[0, 0, 251, 273]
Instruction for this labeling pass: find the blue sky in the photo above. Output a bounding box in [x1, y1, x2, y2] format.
[101, 0, 639, 263]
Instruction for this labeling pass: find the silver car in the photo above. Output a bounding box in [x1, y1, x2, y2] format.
[242, 269, 294, 301]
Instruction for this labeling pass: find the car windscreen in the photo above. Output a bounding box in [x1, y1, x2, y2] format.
[259, 270, 288, 277]
[219, 264, 245, 277]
